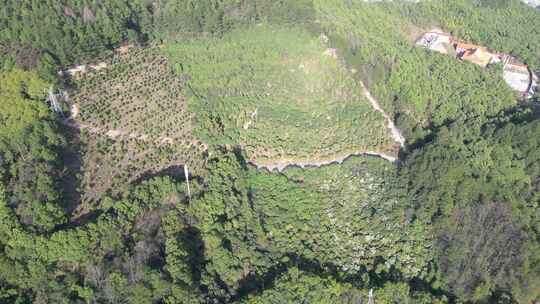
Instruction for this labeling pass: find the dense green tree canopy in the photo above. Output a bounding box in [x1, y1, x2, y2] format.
[1, 0, 540, 303]
[0, 0, 150, 69]
[0, 69, 67, 232]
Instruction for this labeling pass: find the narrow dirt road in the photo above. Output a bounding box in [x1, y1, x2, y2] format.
[359, 81, 405, 147]
[62, 104, 203, 148]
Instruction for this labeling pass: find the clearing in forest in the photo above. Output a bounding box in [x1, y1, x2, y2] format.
[162, 25, 396, 168]
[68, 48, 206, 211]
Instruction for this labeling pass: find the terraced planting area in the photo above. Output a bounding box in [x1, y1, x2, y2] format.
[69, 48, 206, 210]
[163, 25, 395, 168]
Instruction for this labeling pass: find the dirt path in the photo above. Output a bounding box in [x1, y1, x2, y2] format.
[359, 81, 405, 147]
[62, 104, 203, 148]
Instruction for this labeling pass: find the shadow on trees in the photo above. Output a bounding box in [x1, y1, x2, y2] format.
[180, 226, 206, 285]
[505, 102, 540, 125]
[58, 124, 84, 215]
[229, 253, 453, 302]
[231, 254, 336, 301]
[134, 164, 205, 187]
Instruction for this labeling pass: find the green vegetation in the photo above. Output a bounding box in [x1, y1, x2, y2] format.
[69, 48, 206, 212]
[0, 69, 67, 232]
[0, 0, 315, 73]
[0, 172, 198, 303]
[0, 0, 150, 71]
[184, 150, 432, 300]
[241, 267, 362, 304]
[151, 0, 315, 41]
[314, 0, 519, 142]
[401, 117, 540, 302]
[1, 0, 540, 303]
[247, 156, 431, 278]
[164, 25, 394, 166]
[405, 0, 540, 68]
[435, 203, 527, 302]
[241, 271, 443, 304]
[0, 148, 437, 303]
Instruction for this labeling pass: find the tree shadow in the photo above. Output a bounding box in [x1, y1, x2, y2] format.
[137, 165, 187, 182]
[133, 164, 205, 187]
[179, 226, 206, 285]
[232, 254, 341, 301]
[58, 124, 84, 215]
[230, 253, 454, 303]
[507, 102, 540, 124]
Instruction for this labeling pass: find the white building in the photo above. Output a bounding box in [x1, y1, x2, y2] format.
[502, 61, 538, 98]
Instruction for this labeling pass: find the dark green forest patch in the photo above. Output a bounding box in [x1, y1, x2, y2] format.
[1, 0, 540, 303]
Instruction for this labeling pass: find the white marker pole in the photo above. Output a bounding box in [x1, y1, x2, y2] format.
[184, 165, 191, 202]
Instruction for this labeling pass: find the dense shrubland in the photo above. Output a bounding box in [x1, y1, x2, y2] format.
[0, 0, 315, 74]
[163, 25, 394, 165]
[314, 0, 519, 143]
[183, 150, 434, 301]
[150, 0, 316, 41]
[1, 0, 540, 303]
[0, 69, 67, 232]
[401, 116, 540, 302]
[400, 0, 540, 68]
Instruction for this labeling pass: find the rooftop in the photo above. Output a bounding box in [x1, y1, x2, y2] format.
[416, 30, 538, 98]
[460, 48, 494, 68]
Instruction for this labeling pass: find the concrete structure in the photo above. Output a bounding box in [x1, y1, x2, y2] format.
[454, 42, 500, 67]
[455, 42, 483, 54]
[501, 56, 538, 97]
[415, 31, 453, 54]
[503, 64, 531, 94]
[417, 30, 538, 98]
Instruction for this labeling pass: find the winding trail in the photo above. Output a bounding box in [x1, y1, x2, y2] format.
[359, 81, 405, 147]
[251, 83, 406, 172]
[62, 104, 204, 148]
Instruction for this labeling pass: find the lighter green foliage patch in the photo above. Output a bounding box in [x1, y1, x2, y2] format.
[0, 69, 50, 139]
[163, 25, 394, 165]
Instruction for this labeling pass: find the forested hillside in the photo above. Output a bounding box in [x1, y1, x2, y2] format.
[1, 0, 540, 303]
[163, 25, 394, 166]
